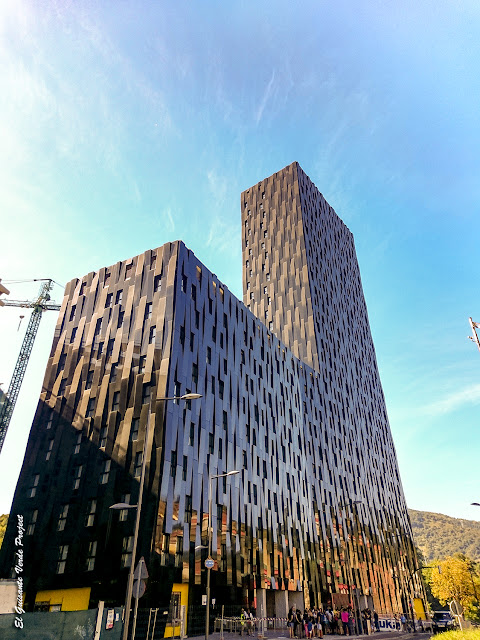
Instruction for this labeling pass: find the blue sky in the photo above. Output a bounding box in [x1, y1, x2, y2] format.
[0, 0, 479, 522]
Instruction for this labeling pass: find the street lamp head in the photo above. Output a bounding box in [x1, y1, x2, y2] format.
[212, 470, 241, 479]
[181, 393, 202, 400]
[471, 502, 480, 506]
[110, 503, 138, 510]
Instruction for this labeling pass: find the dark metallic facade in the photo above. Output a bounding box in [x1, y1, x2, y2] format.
[0, 164, 421, 616]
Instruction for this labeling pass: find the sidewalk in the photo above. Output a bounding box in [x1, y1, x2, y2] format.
[191, 631, 433, 640]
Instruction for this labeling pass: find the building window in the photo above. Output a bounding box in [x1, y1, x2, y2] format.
[145, 302, 152, 320]
[206, 347, 211, 364]
[86, 541, 97, 571]
[94, 318, 102, 337]
[190, 332, 194, 352]
[69, 305, 76, 322]
[70, 328, 77, 343]
[110, 363, 118, 383]
[185, 496, 192, 523]
[154, 275, 161, 292]
[138, 355, 146, 374]
[99, 426, 108, 448]
[26, 510, 38, 536]
[182, 455, 188, 481]
[134, 451, 143, 478]
[106, 293, 113, 308]
[223, 411, 228, 430]
[142, 385, 151, 405]
[130, 418, 139, 442]
[125, 263, 133, 278]
[106, 339, 114, 357]
[192, 363, 198, 385]
[195, 310, 200, 329]
[148, 326, 156, 344]
[117, 310, 124, 328]
[116, 290, 123, 305]
[173, 381, 181, 404]
[219, 380, 224, 400]
[119, 494, 130, 522]
[112, 391, 120, 411]
[56, 545, 68, 574]
[84, 370, 94, 391]
[58, 352, 67, 370]
[97, 341, 104, 358]
[208, 433, 214, 454]
[121, 537, 133, 568]
[191, 284, 196, 301]
[46, 411, 54, 430]
[86, 500, 96, 527]
[170, 451, 177, 477]
[45, 438, 54, 461]
[86, 398, 95, 418]
[28, 474, 40, 498]
[189, 422, 195, 446]
[73, 465, 82, 490]
[59, 379, 67, 395]
[100, 460, 110, 485]
[57, 504, 69, 532]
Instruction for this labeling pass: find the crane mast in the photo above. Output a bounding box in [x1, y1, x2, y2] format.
[0, 279, 61, 453]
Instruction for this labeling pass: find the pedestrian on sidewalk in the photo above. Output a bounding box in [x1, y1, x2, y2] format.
[341, 609, 349, 636]
[288, 607, 295, 639]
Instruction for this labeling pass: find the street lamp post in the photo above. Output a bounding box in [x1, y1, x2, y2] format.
[116, 393, 201, 640]
[205, 470, 240, 640]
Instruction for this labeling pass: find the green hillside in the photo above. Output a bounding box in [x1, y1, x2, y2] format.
[409, 509, 480, 562]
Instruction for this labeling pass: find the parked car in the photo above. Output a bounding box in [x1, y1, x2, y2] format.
[432, 611, 456, 633]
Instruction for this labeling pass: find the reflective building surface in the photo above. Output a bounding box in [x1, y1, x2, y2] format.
[0, 163, 422, 617]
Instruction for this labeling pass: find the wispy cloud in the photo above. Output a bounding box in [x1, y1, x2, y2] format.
[207, 169, 228, 207]
[255, 70, 276, 125]
[419, 383, 480, 417]
[162, 207, 175, 233]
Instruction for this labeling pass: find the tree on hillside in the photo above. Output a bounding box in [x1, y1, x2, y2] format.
[0, 514, 8, 550]
[428, 554, 480, 623]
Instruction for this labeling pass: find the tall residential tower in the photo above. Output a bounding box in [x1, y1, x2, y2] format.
[0, 163, 422, 624]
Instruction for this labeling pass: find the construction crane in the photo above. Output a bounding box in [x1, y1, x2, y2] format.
[0, 279, 61, 454]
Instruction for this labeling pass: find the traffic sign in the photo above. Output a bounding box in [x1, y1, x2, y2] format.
[205, 557, 215, 569]
[450, 600, 463, 617]
[133, 579, 146, 599]
[133, 557, 149, 580]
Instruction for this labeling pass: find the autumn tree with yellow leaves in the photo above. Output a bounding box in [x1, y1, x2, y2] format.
[426, 555, 480, 623]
